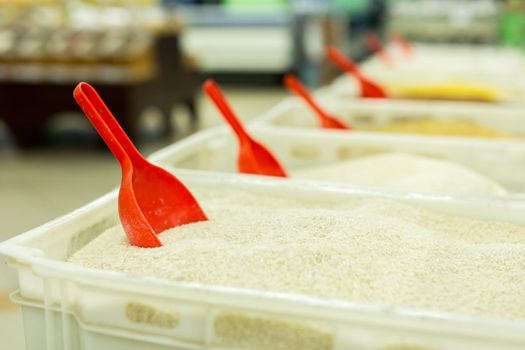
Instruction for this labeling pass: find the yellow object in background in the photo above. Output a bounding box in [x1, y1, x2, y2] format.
[392, 83, 502, 102]
[0, 0, 59, 4]
[80, 0, 157, 5]
[0, 0, 157, 6]
[370, 119, 515, 139]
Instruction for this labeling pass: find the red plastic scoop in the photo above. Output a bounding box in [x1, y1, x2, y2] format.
[326, 46, 388, 99]
[391, 33, 412, 58]
[364, 32, 394, 67]
[203, 79, 287, 178]
[74, 82, 207, 248]
[283, 74, 350, 130]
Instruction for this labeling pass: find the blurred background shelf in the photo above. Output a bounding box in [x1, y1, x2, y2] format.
[0, 0, 384, 149]
[388, 0, 501, 43]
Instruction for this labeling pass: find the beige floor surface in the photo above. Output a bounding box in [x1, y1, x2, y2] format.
[0, 87, 287, 349]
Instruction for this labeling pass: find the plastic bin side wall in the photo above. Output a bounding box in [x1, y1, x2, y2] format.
[4, 176, 525, 350]
[150, 127, 525, 193]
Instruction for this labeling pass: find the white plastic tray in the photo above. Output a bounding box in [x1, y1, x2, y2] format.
[364, 44, 525, 78]
[330, 45, 525, 102]
[253, 97, 525, 138]
[149, 126, 525, 197]
[2, 173, 525, 350]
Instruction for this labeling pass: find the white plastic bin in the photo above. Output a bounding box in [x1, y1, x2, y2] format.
[367, 44, 525, 73]
[2, 174, 525, 350]
[252, 97, 525, 138]
[148, 126, 525, 197]
[363, 44, 525, 79]
[330, 45, 525, 102]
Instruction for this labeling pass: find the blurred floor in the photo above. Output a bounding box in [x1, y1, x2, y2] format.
[0, 87, 286, 349]
[0, 296, 24, 350]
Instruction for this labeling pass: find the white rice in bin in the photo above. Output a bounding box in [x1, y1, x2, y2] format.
[69, 188, 525, 321]
[293, 152, 507, 196]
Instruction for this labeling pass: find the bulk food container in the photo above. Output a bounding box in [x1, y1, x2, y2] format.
[328, 75, 525, 104]
[330, 46, 525, 102]
[364, 44, 525, 77]
[2, 173, 525, 350]
[149, 126, 525, 197]
[252, 97, 525, 139]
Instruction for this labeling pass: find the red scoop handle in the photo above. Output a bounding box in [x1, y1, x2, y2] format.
[284, 74, 351, 130]
[327, 47, 363, 76]
[391, 33, 412, 58]
[284, 75, 331, 119]
[326, 46, 388, 99]
[204, 79, 288, 178]
[74, 83, 144, 166]
[364, 32, 394, 67]
[203, 80, 250, 143]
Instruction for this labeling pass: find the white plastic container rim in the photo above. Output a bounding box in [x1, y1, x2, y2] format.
[251, 96, 525, 137]
[330, 45, 525, 102]
[149, 125, 525, 197]
[2, 173, 525, 349]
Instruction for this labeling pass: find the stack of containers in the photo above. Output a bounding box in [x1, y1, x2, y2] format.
[2, 43, 525, 350]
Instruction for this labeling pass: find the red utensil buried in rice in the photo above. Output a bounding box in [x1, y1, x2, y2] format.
[326, 46, 389, 99]
[203, 79, 287, 178]
[74, 82, 207, 248]
[391, 33, 413, 58]
[364, 32, 394, 67]
[283, 74, 351, 130]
